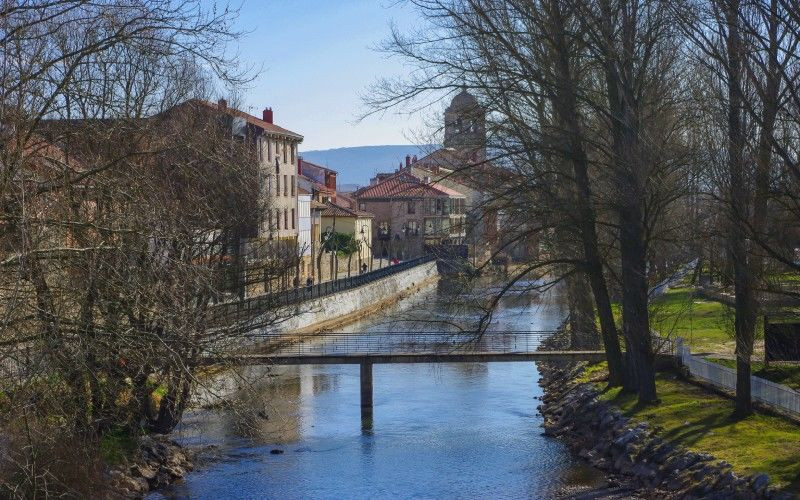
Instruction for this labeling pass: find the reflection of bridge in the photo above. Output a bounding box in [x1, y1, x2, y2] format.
[207, 331, 604, 430]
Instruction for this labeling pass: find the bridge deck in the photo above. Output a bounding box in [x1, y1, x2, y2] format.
[207, 350, 605, 365]
[204, 331, 606, 366]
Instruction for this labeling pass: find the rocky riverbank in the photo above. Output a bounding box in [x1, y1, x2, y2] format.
[107, 435, 215, 498]
[538, 360, 791, 499]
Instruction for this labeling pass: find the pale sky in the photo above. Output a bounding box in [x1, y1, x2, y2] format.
[217, 0, 428, 151]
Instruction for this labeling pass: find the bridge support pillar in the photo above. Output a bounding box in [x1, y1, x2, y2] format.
[360, 362, 373, 431]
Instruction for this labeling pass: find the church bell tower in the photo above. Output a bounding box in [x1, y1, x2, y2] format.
[443, 88, 486, 155]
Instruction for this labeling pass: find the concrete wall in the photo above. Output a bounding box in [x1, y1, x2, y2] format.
[265, 259, 439, 334]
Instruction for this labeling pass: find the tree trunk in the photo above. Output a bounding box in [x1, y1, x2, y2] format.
[723, 0, 757, 417]
[546, 0, 625, 384]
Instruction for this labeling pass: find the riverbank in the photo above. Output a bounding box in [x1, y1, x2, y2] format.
[538, 334, 797, 498]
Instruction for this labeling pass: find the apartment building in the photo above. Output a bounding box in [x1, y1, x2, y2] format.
[354, 172, 466, 258]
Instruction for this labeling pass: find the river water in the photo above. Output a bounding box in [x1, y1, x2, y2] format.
[155, 278, 605, 499]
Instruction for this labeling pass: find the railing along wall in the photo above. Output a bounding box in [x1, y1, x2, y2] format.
[674, 337, 800, 418]
[208, 255, 436, 326]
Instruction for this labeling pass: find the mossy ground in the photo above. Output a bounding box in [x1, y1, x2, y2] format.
[585, 364, 800, 491]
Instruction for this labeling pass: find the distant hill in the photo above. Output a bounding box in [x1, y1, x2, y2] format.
[300, 145, 436, 188]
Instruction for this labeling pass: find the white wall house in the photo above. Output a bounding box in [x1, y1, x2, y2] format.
[298, 193, 312, 258]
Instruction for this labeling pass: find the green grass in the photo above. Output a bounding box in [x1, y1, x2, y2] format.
[649, 287, 738, 354]
[598, 372, 800, 491]
[599, 287, 739, 354]
[707, 358, 800, 391]
[575, 361, 609, 384]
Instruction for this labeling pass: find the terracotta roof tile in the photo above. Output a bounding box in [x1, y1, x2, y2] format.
[355, 172, 464, 199]
[320, 202, 373, 218]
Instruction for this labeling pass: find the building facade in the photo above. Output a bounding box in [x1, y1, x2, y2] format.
[354, 172, 466, 259]
[320, 202, 374, 279]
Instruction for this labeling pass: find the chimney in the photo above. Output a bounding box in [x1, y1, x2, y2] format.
[405, 155, 411, 168]
[423, 176, 431, 184]
[412, 155, 418, 164]
[398, 162, 402, 171]
[262, 107, 273, 124]
[218, 98, 227, 109]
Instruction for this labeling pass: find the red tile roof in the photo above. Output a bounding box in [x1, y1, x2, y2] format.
[355, 172, 464, 199]
[187, 99, 303, 139]
[320, 202, 373, 218]
[335, 192, 356, 209]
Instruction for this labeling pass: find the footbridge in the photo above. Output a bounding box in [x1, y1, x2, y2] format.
[206, 331, 605, 429]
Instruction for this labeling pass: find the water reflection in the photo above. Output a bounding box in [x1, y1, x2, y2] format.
[157, 278, 605, 499]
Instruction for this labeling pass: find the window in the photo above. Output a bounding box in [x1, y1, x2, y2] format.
[276, 174, 280, 196]
[425, 218, 435, 235]
[407, 220, 419, 236]
[359, 203, 366, 211]
[379, 222, 389, 236]
[268, 139, 272, 160]
[276, 208, 281, 230]
[283, 174, 288, 196]
[407, 201, 415, 214]
[284, 209, 288, 230]
[275, 156, 280, 174]
[291, 144, 296, 164]
[436, 199, 443, 213]
[283, 141, 288, 163]
[267, 209, 273, 231]
[291, 208, 296, 229]
[291, 175, 295, 196]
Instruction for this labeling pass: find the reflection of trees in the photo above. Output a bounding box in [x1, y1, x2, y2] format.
[225, 367, 340, 444]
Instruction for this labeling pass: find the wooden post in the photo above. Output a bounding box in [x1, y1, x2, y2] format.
[360, 362, 373, 431]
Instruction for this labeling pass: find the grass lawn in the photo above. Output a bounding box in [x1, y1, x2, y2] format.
[602, 287, 743, 355]
[596, 370, 800, 491]
[649, 287, 741, 354]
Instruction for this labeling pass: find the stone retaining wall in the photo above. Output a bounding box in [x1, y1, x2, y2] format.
[265, 259, 439, 334]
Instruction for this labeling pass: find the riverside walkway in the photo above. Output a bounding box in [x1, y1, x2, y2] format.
[206, 331, 605, 429]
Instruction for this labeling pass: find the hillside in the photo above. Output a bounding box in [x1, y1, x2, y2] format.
[300, 144, 436, 188]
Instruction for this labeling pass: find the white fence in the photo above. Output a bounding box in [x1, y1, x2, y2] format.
[675, 337, 800, 417]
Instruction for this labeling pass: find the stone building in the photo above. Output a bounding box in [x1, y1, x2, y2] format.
[354, 172, 466, 259]
[396, 89, 536, 263]
[184, 99, 305, 294]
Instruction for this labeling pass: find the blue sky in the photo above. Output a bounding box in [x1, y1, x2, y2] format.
[216, 0, 428, 150]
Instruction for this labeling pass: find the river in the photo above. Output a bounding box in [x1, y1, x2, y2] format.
[153, 278, 605, 499]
